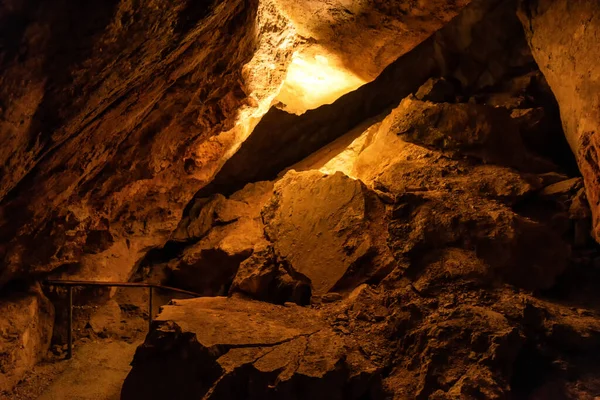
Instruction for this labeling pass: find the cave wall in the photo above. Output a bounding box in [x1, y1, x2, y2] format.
[0, 0, 474, 290]
[0, 0, 277, 287]
[194, 0, 536, 199]
[2, 0, 600, 398]
[518, 0, 600, 243]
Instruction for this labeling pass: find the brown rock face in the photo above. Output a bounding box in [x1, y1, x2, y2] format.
[0, 0, 477, 289]
[518, 0, 600, 242]
[263, 170, 393, 295]
[168, 182, 273, 295]
[271, 0, 472, 82]
[0, 286, 54, 393]
[5, 0, 600, 398]
[196, 0, 536, 198]
[0, 0, 279, 286]
[121, 296, 381, 400]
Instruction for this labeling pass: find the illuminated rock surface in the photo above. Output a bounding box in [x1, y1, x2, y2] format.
[0, 0, 472, 291]
[518, 0, 600, 243]
[2, 0, 600, 398]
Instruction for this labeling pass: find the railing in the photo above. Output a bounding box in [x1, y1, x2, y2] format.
[44, 280, 201, 360]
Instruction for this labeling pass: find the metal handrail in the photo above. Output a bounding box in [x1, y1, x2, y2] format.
[44, 280, 201, 359]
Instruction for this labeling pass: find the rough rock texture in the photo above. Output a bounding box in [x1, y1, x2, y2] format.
[0, 286, 54, 393]
[391, 96, 553, 172]
[4, 0, 600, 398]
[271, 0, 472, 82]
[0, 0, 285, 287]
[195, 0, 537, 198]
[263, 171, 393, 295]
[518, 0, 600, 242]
[122, 296, 381, 400]
[166, 182, 273, 295]
[127, 54, 600, 398]
[315, 95, 569, 291]
[229, 244, 312, 305]
[0, 0, 475, 290]
[271, 0, 473, 113]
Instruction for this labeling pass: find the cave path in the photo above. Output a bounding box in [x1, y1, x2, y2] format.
[11, 339, 141, 400]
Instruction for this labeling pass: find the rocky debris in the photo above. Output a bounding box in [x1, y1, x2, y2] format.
[388, 190, 569, 290]
[540, 177, 582, 196]
[0, 286, 54, 393]
[128, 267, 600, 399]
[0, 0, 475, 290]
[173, 181, 274, 242]
[229, 244, 311, 305]
[122, 296, 382, 400]
[518, 0, 600, 243]
[535, 178, 593, 249]
[263, 170, 394, 295]
[167, 182, 274, 295]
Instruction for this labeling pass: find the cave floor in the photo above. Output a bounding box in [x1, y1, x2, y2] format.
[6, 338, 141, 400]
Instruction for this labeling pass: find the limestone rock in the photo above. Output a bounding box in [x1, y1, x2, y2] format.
[0, 0, 476, 289]
[0, 287, 54, 393]
[121, 296, 381, 400]
[540, 178, 583, 198]
[518, 0, 600, 242]
[0, 0, 286, 287]
[169, 182, 274, 295]
[388, 189, 570, 290]
[263, 170, 393, 295]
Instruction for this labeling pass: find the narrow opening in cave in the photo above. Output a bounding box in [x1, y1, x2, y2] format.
[1, 0, 600, 399]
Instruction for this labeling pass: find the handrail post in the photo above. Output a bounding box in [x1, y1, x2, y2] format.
[67, 286, 73, 360]
[42, 279, 201, 359]
[148, 286, 153, 332]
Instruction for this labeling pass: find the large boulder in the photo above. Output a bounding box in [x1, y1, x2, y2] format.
[263, 170, 394, 295]
[518, 0, 600, 242]
[0, 287, 54, 393]
[121, 296, 382, 400]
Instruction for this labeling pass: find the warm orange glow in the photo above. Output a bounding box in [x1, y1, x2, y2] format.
[275, 49, 365, 114]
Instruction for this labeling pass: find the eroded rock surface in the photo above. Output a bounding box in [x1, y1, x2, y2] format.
[0, 0, 477, 290]
[518, 0, 600, 242]
[122, 296, 381, 400]
[263, 171, 393, 295]
[0, 0, 280, 287]
[167, 182, 273, 295]
[0, 286, 54, 393]
[3, 0, 600, 398]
